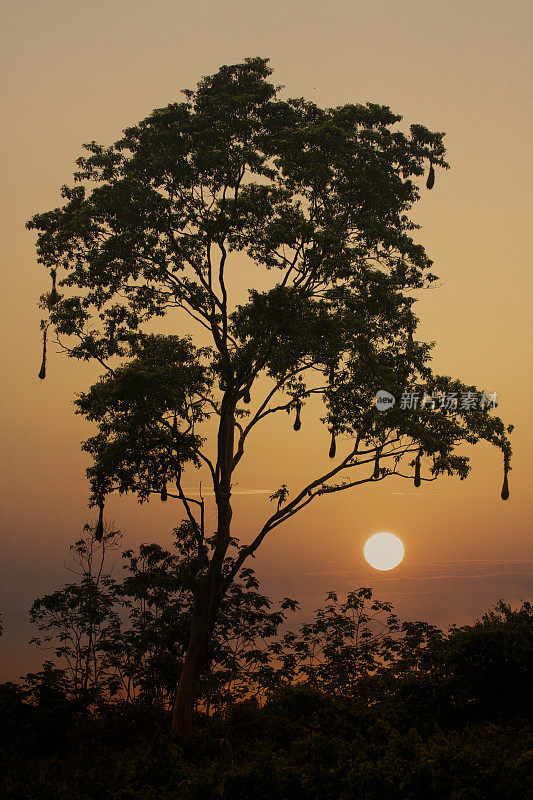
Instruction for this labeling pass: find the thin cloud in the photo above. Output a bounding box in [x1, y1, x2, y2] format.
[390, 571, 531, 581]
[290, 568, 532, 582]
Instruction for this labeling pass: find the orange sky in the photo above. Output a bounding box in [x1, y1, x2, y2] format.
[1, 0, 532, 679]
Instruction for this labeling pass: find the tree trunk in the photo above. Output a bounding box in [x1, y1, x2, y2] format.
[172, 398, 235, 737]
[171, 582, 221, 736]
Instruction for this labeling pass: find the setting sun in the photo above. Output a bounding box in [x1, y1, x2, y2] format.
[364, 533, 405, 571]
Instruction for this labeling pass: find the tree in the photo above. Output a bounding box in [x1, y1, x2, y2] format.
[433, 600, 533, 721]
[29, 526, 122, 705]
[27, 57, 512, 735]
[114, 522, 296, 711]
[279, 588, 400, 697]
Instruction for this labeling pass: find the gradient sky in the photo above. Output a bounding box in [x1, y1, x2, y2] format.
[1, 0, 532, 680]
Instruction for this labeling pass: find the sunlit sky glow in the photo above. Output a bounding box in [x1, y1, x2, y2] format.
[0, 0, 531, 680]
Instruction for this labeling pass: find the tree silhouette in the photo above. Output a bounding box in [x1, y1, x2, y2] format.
[29, 526, 122, 706]
[27, 525, 298, 713]
[27, 57, 512, 735]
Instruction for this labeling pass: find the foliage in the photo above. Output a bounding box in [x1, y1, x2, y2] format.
[2, 530, 532, 796]
[28, 527, 122, 705]
[26, 527, 298, 711]
[278, 588, 400, 695]
[1, 598, 532, 798]
[427, 599, 533, 721]
[23, 530, 533, 734]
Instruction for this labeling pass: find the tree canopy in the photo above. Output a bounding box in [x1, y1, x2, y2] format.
[28, 57, 511, 526]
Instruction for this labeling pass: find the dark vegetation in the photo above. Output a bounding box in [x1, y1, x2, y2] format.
[1, 528, 531, 799]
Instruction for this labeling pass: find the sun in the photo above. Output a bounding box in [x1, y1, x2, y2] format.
[364, 532, 404, 571]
